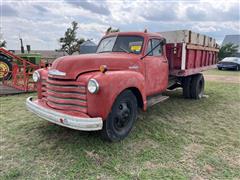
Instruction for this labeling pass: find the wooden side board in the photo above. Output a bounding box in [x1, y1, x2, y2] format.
[187, 44, 219, 52]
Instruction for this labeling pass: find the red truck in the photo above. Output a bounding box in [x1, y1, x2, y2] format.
[26, 30, 219, 141]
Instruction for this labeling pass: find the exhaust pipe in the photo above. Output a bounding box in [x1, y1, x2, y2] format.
[20, 38, 24, 53]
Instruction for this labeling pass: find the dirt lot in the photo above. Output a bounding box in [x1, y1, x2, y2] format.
[204, 69, 240, 84]
[204, 75, 240, 84]
[1, 69, 240, 179]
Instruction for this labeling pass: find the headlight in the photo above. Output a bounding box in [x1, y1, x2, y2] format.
[87, 79, 99, 94]
[32, 71, 40, 82]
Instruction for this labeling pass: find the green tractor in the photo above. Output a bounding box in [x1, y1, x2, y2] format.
[0, 40, 43, 81]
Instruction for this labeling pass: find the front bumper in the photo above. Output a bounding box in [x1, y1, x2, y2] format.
[26, 97, 103, 131]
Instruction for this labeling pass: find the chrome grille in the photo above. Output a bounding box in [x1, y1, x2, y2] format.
[42, 77, 87, 113]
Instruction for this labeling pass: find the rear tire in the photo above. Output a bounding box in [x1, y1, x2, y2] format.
[0, 54, 12, 80]
[182, 76, 192, 98]
[101, 90, 138, 142]
[190, 74, 205, 99]
[218, 67, 222, 70]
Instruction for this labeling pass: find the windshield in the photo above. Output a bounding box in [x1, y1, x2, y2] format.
[96, 35, 144, 54]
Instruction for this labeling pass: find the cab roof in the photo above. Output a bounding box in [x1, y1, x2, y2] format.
[103, 31, 164, 39]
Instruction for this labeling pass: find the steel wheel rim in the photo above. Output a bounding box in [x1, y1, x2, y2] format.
[113, 101, 132, 132]
[0, 61, 9, 78]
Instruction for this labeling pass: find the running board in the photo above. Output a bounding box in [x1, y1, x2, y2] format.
[147, 94, 169, 107]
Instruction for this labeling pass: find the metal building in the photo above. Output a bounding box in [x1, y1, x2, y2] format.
[79, 40, 97, 54]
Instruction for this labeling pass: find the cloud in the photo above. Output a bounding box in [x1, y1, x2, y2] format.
[1, 0, 239, 50]
[186, 7, 207, 21]
[65, 0, 110, 15]
[142, 3, 178, 21]
[1, 4, 18, 16]
[186, 2, 240, 21]
[33, 5, 48, 13]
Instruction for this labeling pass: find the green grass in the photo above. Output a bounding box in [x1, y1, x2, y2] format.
[1, 73, 240, 179]
[204, 68, 240, 76]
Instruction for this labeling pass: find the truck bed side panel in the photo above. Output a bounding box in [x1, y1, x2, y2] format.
[162, 30, 219, 77]
[166, 44, 218, 77]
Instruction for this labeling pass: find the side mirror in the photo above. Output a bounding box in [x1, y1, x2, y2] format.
[161, 38, 166, 45]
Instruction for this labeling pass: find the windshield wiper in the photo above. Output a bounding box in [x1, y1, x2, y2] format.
[120, 46, 130, 53]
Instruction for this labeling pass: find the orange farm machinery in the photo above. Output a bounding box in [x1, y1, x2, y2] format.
[0, 47, 46, 92]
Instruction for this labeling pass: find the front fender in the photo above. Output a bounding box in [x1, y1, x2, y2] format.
[86, 71, 146, 120]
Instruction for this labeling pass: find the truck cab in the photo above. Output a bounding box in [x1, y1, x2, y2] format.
[26, 31, 218, 141]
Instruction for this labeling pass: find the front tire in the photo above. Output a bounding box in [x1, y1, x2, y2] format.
[101, 90, 138, 142]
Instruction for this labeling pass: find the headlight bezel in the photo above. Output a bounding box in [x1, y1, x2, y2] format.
[87, 79, 99, 94]
[32, 71, 40, 82]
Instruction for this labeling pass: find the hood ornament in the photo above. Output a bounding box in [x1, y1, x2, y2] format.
[48, 69, 66, 76]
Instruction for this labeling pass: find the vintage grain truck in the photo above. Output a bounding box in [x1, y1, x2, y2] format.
[26, 30, 219, 141]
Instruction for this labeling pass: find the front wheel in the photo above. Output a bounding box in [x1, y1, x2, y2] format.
[101, 90, 138, 142]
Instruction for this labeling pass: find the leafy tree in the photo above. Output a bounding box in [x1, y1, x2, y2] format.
[58, 21, 85, 55]
[0, 40, 6, 48]
[218, 43, 239, 60]
[106, 27, 119, 34]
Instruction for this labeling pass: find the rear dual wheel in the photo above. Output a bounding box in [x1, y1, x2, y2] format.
[182, 76, 192, 98]
[191, 74, 205, 99]
[101, 90, 138, 142]
[182, 74, 205, 99]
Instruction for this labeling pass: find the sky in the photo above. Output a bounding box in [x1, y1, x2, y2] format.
[1, 0, 240, 50]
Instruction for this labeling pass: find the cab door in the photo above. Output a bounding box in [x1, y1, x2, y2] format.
[144, 38, 169, 96]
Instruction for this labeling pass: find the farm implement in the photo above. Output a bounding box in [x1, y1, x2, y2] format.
[0, 47, 45, 94]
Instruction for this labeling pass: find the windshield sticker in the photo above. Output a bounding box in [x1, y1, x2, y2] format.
[130, 45, 141, 52]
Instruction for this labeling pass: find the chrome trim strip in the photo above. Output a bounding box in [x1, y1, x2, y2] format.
[48, 69, 66, 76]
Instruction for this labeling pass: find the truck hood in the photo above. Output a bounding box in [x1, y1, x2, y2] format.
[50, 53, 140, 79]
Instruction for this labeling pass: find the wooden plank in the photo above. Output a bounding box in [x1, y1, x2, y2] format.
[181, 43, 187, 70]
[187, 44, 219, 52]
[160, 30, 218, 48]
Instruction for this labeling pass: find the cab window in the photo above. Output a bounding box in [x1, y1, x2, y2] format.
[146, 39, 163, 56]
